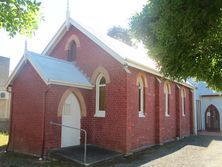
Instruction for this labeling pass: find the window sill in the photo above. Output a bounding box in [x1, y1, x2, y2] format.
[94, 110, 106, 117]
[139, 111, 145, 118]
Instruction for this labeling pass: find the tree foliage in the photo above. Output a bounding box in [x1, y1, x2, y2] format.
[107, 26, 135, 46]
[0, 0, 41, 37]
[130, 0, 222, 90]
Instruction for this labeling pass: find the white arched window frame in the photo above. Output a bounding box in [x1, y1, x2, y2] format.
[164, 82, 170, 117]
[138, 78, 145, 117]
[94, 74, 106, 117]
[181, 88, 186, 116]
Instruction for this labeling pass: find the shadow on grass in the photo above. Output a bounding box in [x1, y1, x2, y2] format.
[0, 152, 80, 167]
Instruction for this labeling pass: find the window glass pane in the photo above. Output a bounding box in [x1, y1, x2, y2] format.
[99, 86, 105, 110]
[139, 87, 141, 111]
[168, 94, 170, 115]
[206, 111, 211, 128]
[67, 41, 76, 61]
[99, 77, 106, 84]
[183, 97, 185, 115]
[165, 93, 169, 115]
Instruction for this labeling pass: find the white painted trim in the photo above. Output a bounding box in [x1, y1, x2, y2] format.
[127, 59, 161, 78]
[164, 92, 170, 117]
[42, 22, 67, 55]
[138, 77, 144, 117]
[69, 19, 125, 65]
[48, 80, 93, 90]
[139, 111, 145, 118]
[95, 74, 106, 117]
[4, 52, 93, 90]
[181, 96, 185, 117]
[165, 114, 170, 117]
[4, 55, 27, 89]
[27, 56, 49, 86]
[181, 89, 186, 117]
[41, 18, 195, 90]
[5, 52, 49, 89]
[193, 89, 197, 135]
[127, 59, 195, 89]
[42, 19, 125, 65]
[94, 110, 105, 117]
[155, 77, 162, 83]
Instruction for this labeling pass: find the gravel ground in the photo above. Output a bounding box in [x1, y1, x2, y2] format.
[0, 135, 222, 167]
[98, 135, 222, 167]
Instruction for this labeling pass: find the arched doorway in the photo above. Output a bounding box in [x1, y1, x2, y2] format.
[61, 93, 81, 147]
[205, 105, 220, 132]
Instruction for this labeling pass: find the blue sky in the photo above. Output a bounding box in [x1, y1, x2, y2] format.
[0, 0, 147, 71]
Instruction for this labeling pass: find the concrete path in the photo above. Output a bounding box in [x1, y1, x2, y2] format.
[98, 135, 222, 167]
[0, 135, 221, 167]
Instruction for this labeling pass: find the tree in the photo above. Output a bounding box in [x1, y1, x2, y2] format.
[107, 26, 135, 47]
[0, 0, 41, 37]
[130, 0, 222, 90]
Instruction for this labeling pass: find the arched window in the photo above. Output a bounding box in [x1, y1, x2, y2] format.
[138, 78, 145, 117]
[67, 41, 77, 61]
[181, 88, 186, 116]
[164, 82, 171, 117]
[95, 74, 106, 117]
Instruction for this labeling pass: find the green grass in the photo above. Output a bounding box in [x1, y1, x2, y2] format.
[0, 152, 78, 167]
[0, 132, 8, 147]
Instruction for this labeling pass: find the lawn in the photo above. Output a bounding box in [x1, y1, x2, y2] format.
[0, 132, 8, 147]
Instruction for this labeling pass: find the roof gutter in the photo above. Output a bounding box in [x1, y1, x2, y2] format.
[48, 79, 93, 90]
[126, 58, 195, 89]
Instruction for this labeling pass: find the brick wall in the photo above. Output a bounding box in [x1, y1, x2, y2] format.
[9, 24, 194, 156]
[8, 62, 48, 155]
[49, 26, 128, 153]
[126, 67, 193, 151]
[126, 68, 156, 151]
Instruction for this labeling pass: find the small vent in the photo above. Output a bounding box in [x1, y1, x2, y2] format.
[0, 91, 8, 99]
[0, 92, 5, 98]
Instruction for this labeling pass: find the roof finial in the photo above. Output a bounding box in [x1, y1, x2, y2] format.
[24, 39, 28, 54]
[66, 0, 70, 30]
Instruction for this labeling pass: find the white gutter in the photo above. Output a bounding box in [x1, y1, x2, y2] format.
[48, 79, 93, 90]
[4, 56, 27, 89]
[42, 22, 67, 55]
[126, 58, 195, 89]
[193, 88, 197, 135]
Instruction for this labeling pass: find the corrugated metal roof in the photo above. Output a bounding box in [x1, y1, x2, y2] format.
[26, 51, 92, 89]
[70, 18, 158, 71]
[41, 18, 194, 89]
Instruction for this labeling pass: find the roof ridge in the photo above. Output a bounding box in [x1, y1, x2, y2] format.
[27, 51, 74, 65]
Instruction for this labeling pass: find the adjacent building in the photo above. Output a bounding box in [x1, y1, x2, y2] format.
[0, 56, 10, 131]
[190, 80, 222, 132]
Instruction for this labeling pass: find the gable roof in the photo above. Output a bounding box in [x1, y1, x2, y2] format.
[42, 18, 159, 74]
[188, 79, 220, 100]
[42, 18, 194, 89]
[5, 51, 93, 89]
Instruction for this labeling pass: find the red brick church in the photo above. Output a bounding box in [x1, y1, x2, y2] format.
[5, 17, 195, 157]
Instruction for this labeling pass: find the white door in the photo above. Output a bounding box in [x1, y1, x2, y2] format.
[61, 93, 81, 147]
